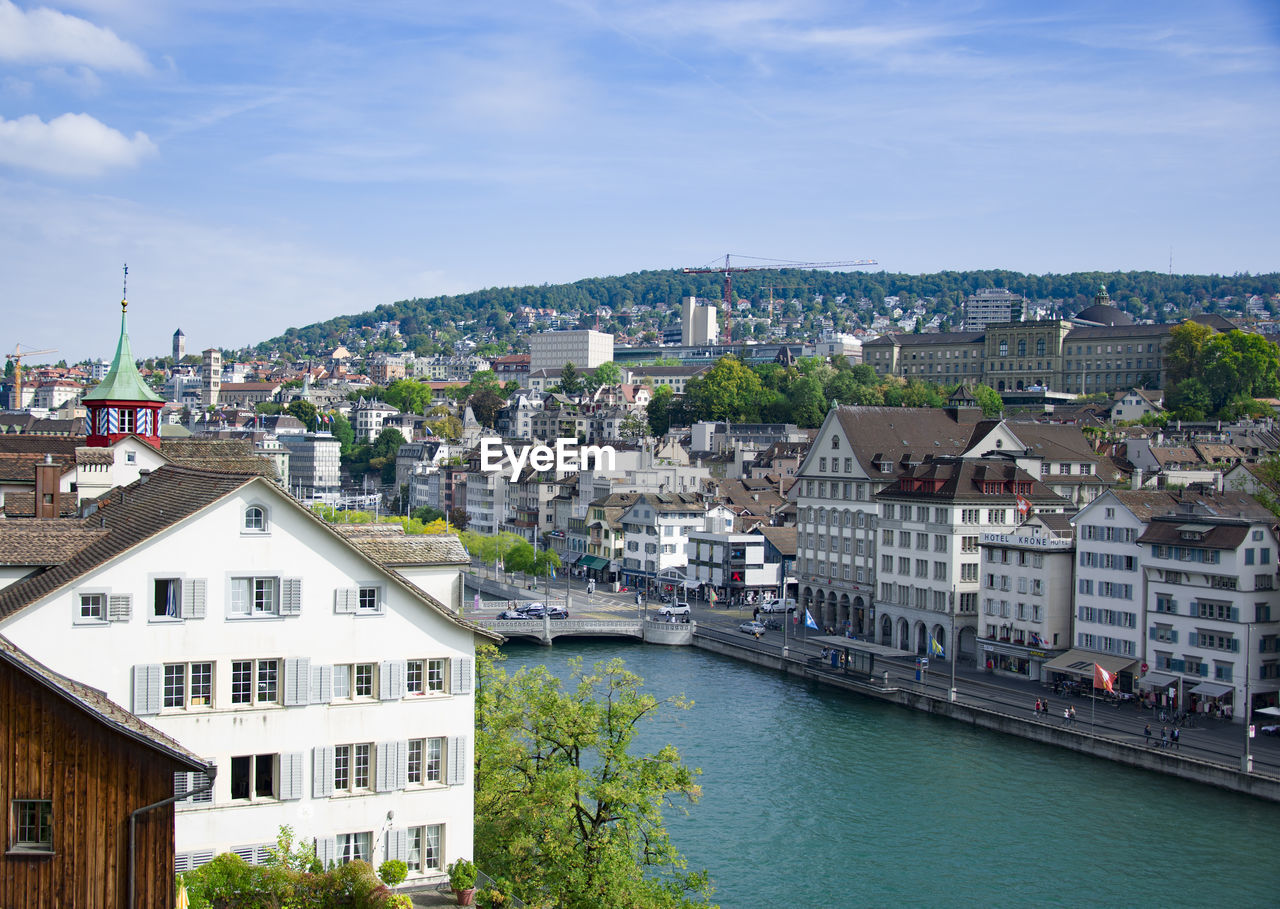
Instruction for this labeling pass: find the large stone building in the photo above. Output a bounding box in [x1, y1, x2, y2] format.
[529, 330, 614, 373]
[863, 287, 1238, 395]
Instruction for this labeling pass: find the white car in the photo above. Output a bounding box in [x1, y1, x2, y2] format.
[657, 603, 691, 617]
[758, 599, 795, 613]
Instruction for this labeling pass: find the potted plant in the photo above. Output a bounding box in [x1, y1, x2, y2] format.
[448, 858, 478, 906]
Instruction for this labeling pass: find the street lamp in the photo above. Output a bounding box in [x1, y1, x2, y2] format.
[950, 586, 958, 702]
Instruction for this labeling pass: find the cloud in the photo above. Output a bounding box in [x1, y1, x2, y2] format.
[0, 0, 148, 72]
[0, 112, 156, 176]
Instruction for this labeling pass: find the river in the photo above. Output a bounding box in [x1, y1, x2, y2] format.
[501, 640, 1277, 908]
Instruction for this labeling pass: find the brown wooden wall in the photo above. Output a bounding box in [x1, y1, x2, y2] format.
[0, 658, 183, 909]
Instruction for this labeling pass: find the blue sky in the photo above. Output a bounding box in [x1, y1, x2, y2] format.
[2, 1, 1278, 363]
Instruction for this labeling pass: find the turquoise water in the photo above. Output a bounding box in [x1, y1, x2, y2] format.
[502, 641, 1279, 908]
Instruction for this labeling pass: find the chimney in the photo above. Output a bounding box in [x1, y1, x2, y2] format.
[35, 453, 61, 519]
[1132, 468, 1143, 490]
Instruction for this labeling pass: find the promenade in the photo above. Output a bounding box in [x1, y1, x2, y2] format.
[468, 565, 1280, 786]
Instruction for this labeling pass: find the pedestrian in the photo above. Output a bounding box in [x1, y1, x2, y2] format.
[1069, 706, 1076, 725]
[1161, 726, 1168, 748]
[1171, 727, 1180, 750]
[1063, 706, 1070, 726]
[1144, 723, 1151, 746]
[1034, 698, 1041, 717]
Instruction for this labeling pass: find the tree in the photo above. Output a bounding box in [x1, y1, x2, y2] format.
[469, 388, 506, 428]
[618, 412, 649, 439]
[369, 427, 407, 484]
[428, 414, 463, 441]
[1165, 321, 1214, 385]
[559, 362, 584, 396]
[285, 400, 318, 432]
[328, 411, 355, 453]
[383, 378, 432, 414]
[787, 375, 828, 427]
[972, 384, 1004, 417]
[475, 649, 713, 909]
[647, 385, 674, 437]
[685, 356, 764, 422]
[448, 507, 469, 530]
[587, 361, 622, 390]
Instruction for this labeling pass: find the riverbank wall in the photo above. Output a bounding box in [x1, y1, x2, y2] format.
[693, 632, 1280, 803]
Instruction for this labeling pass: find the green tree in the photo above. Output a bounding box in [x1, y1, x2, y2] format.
[285, 400, 318, 432]
[588, 360, 622, 390]
[787, 375, 828, 427]
[328, 411, 356, 454]
[384, 378, 432, 414]
[469, 387, 506, 428]
[685, 356, 764, 422]
[559, 362, 584, 396]
[647, 385, 674, 436]
[475, 649, 713, 909]
[255, 402, 284, 416]
[972, 384, 1004, 417]
[1166, 377, 1212, 420]
[1165, 321, 1214, 385]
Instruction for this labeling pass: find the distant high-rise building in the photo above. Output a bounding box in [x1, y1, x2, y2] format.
[201, 348, 221, 408]
[173, 327, 185, 362]
[529, 330, 613, 372]
[681, 296, 718, 346]
[964, 288, 1024, 331]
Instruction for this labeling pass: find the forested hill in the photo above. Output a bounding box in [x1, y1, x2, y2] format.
[259, 268, 1280, 357]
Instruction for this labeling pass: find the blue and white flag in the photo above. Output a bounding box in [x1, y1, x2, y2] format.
[929, 637, 945, 658]
[804, 609, 819, 630]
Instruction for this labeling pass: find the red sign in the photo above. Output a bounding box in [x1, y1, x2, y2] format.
[1141, 662, 1149, 675]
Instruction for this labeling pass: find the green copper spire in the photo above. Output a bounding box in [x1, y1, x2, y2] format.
[82, 295, 163, 403]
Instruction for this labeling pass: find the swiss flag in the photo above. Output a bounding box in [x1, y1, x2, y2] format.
[1093, 663, 1115, 693]
[1016, 494, 1031, 517]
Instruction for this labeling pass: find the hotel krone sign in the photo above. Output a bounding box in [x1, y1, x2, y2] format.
[979, 531, 1072, 550]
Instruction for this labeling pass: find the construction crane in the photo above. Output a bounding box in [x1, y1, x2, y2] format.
[681, 254, 877, 343]
[5, 344, 57, 410]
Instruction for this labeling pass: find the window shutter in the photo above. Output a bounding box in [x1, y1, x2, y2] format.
[1230, 638, 1240, 653]
[395, 740, 409, 790]
[133, 664, 162, 716]
[1148, 627, 1157, 640]
[451, 657, 473, 695]
[108, 594, 132, 622]
[310, 665, 333, 704]
[376, 741, 395, 792]
[1230, 607, 1239, 622]
[174, 771, 191, 802]
[312, 747, 334, 798]
[281, 578, 303, 616]
[378, 660, 407, 700]
[334, 588, 358, 614]
[1189, 632, 1199, 647]
[315, 836, 336, 869]
[181, 579, 207, 619]
[284, 658, 312, 706]
[332, 665, 351, 700]
[280, 752, 303, 801]
[447, 736, 467, 786]
[1200, 664, 1208, 677]
[386, 828, 408, 862]
[1170, 630, 1178, 643]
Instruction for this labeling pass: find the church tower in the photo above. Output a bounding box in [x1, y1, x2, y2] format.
[173, 327, 185, 362]
[83, 277, 164, 448]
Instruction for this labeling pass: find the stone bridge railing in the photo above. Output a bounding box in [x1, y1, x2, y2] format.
[473, 617, 693, 646]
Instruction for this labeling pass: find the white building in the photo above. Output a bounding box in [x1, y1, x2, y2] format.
[963, 288, 1024, 331]
[618, 493, 733, 591]
[977, 514, 1075, 682]
[279, 432, 342, 504]
[686, 531, 782, 602]
[529, 330, 614, 373]
[0, 466, 497, 878]
[681, 297, 718, 346]
[353, 397, 401, 443]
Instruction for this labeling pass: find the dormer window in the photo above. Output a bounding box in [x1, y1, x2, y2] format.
[831, 436, 840, 449]
[244, 505, 268, 533]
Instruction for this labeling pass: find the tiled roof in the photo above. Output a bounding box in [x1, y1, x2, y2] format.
[0, 634, 208, 772]
[1064, 323, 1172, 341]
[0, 466, 501, 641]
[876, 457, 1069, 505]
[0, 491, 78, 518]
[76, 447, 115, 466]
[751, 525, 796, 556]
[1136, 521, 1250, 550]
[831, 406, 979, 477]
[0, 519, 107, 565]
[1005, 422, 1099, 462]
[160, 439, 278, 478]
[863, 331, 985, 347]
[0, 451, 74, 483]
[332, 525, 470, 565]
[0, 435, 84, 457]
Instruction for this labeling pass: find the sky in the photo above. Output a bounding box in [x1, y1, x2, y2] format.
[1, 1, 1278, 363]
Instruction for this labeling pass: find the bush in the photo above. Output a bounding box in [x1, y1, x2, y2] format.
[448, 858, 477, 890]
[377, 859, 408, 886]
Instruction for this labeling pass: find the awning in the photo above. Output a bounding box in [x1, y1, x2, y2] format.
[808, 635, 916, 659]
[578, 555, 610, 570]
[1190, 681, 1234, 699]
[1255, 706, 1280, 717]
[563, 553, 583, 565]
[1137, 671, 1181, 691]
[1042, 649, 1137, 678]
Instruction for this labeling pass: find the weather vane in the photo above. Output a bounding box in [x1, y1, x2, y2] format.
[122, 263, 128, 312]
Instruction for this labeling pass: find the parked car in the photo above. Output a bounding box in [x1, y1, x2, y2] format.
[498, 609, 530, 620]
[758, 599, 795, 613]
[739, 620, 767, 636]
[521, 603, 548, 618]
[547, 605, 569, 620]
[658, 603, 691, 617]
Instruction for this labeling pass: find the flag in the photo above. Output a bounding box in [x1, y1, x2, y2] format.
[549, 564, 556, 580]
[1016, 494, 1031, 517]
[708, 588, 718, 604]
[929, 636, 945, 658]
[804, 609, 819, 630]
[1029, 632, 1043, 647]
[473, 593, 480, 613]
[1093, 663, 1115, 693]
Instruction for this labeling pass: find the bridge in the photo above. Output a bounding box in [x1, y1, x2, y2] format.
[471, 616, 694, 646]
